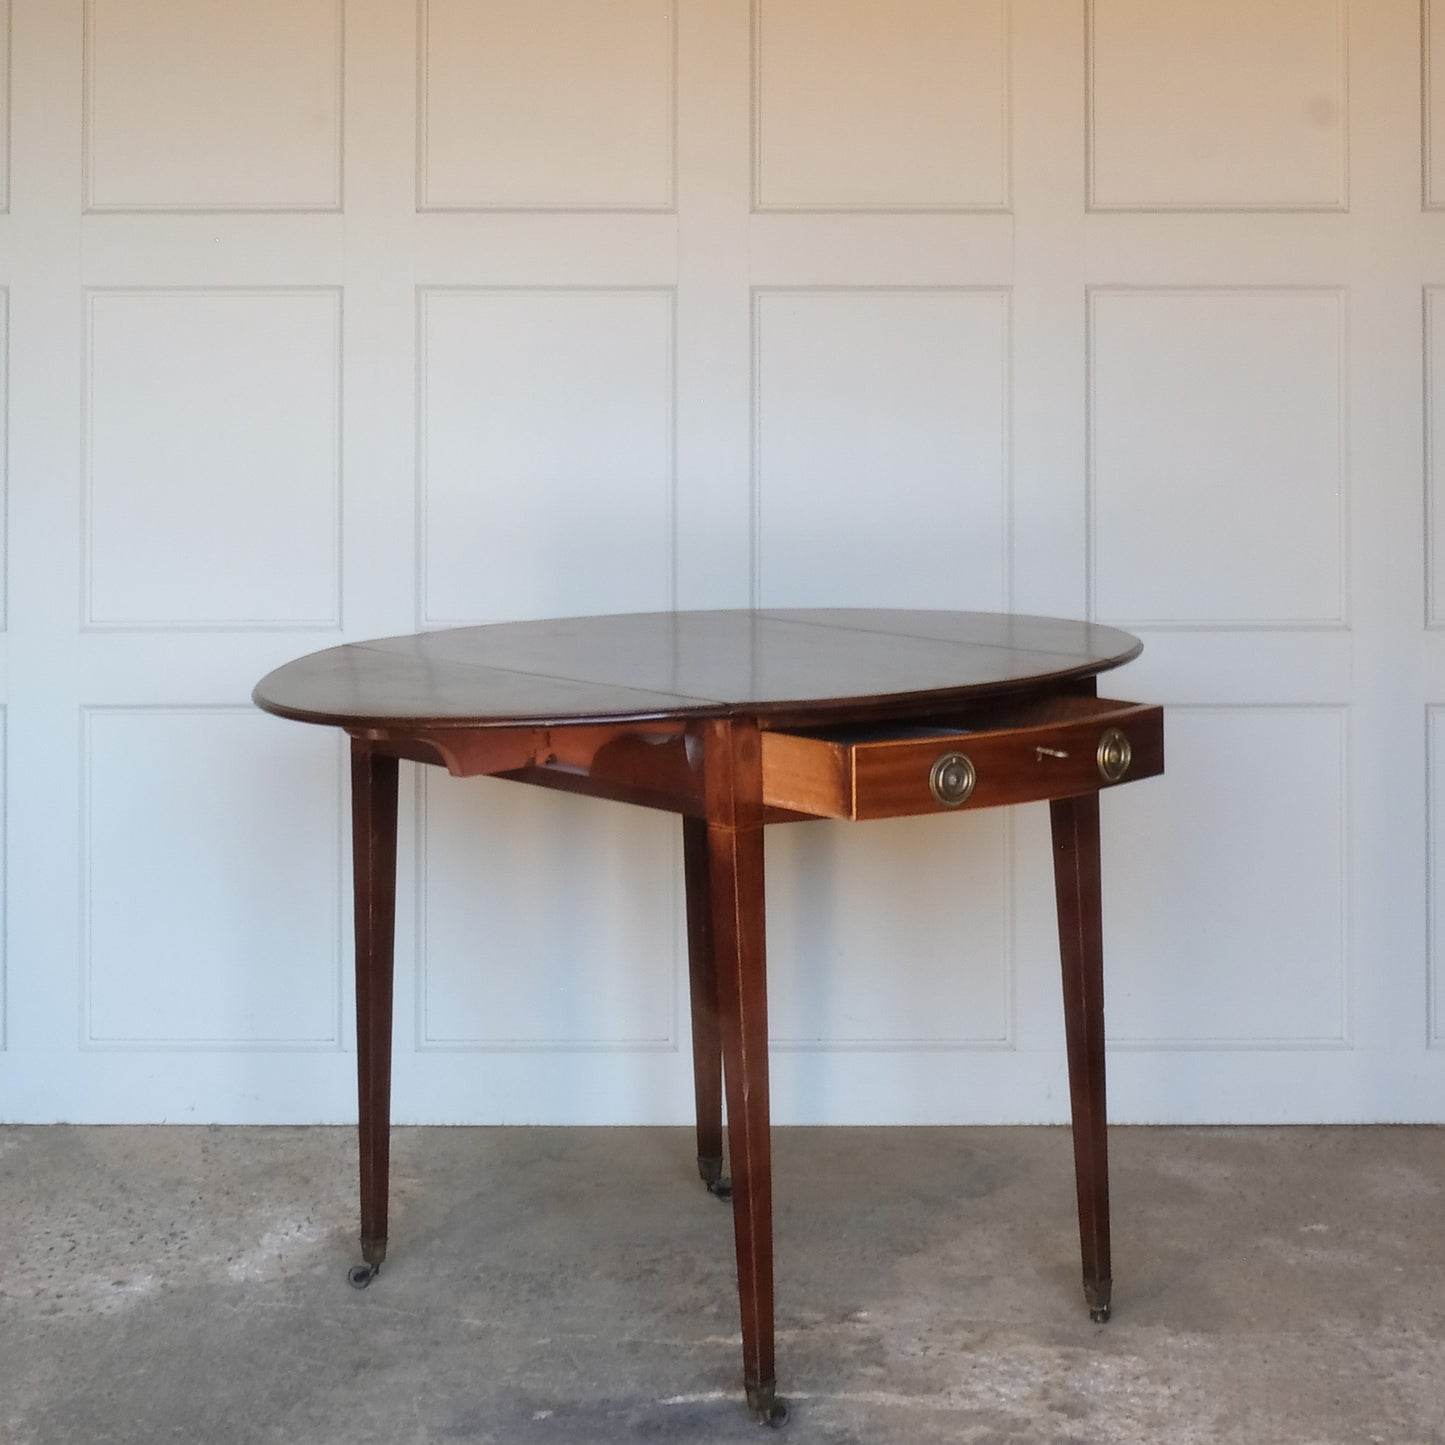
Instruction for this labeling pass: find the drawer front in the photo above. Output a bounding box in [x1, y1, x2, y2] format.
[761, 698, 1163, 820]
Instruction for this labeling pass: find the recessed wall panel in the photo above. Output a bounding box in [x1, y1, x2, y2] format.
[85, 0, 342, 211]
[755, 289, 1009, 610]
[0, 2, 10, 212]
[1090, 289, 1345, 627]
[754, 0, 1008, 211]
[85, 290, 341, 628]
[1429, 0, 1445, 208]
[1431, 707, 1445, 1044]
[0, 289, 8, 629]
[1430, 290, 1445, 623]
[768, 814, 1011, 1048]
[418, 774, 675, 1048]
[84, 709, 342, 1048]
[0, 708, 6, 1049]
[419, 289, 674, 624]
[1103, 707, 1348, 1047]
[1088, 0, 1346, 210]
[419, 0, 675, 210]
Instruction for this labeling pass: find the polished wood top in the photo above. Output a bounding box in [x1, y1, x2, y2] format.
[252, 609, 1143, 731]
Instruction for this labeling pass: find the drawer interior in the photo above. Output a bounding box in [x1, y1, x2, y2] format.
[777, 693, 1141, 744]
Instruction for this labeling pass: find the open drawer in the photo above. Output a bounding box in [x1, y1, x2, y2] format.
[761, 695, 1163, 820]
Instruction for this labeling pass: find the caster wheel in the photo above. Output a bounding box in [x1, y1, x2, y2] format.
[347, 1263, 378, 1289]
[746, 1384, 789, 1428]
[757, 1399, 789, 1428]
[707, 1177, 733, 1202]
[1090, 1303, 1111, 1324]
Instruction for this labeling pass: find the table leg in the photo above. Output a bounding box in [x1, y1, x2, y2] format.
[349, 740, 399, 1289]
[704, 718, 786, 1426]
[682, 815, 729, 1198]
[1050, 793, 1112, 1322]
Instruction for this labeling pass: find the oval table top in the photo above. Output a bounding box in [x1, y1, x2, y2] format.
[253, 609, 1144, 732]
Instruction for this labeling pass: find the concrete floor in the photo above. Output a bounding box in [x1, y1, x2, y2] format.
[2, 1126, 1444, 1444]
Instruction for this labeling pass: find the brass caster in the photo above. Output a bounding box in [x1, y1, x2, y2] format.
[698, 1155, 732, 1201]
[757, 1399, 789, 1428]
[746, 1383, 789, 1428]
[347, 1263, 378, 1289]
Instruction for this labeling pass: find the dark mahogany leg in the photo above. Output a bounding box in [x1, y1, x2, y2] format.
[1050, 793, 1112, 1323]
[682, 815, 730, 1199]
[704, 718, 787, 1426]
[349, 741, 399, 1288]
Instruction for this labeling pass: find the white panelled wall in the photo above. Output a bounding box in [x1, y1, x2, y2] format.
[2, 0, 1444, 1124]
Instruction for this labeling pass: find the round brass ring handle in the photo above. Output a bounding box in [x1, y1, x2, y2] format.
[1096, 727, 1132, 783]
[929, 751, 976, 808]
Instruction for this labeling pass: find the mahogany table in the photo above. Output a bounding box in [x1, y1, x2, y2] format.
[254, 608, 1163, 1425]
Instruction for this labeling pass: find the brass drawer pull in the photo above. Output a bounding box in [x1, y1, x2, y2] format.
[1096, 728, 1132, 783]
[929, 752, 976, 808]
